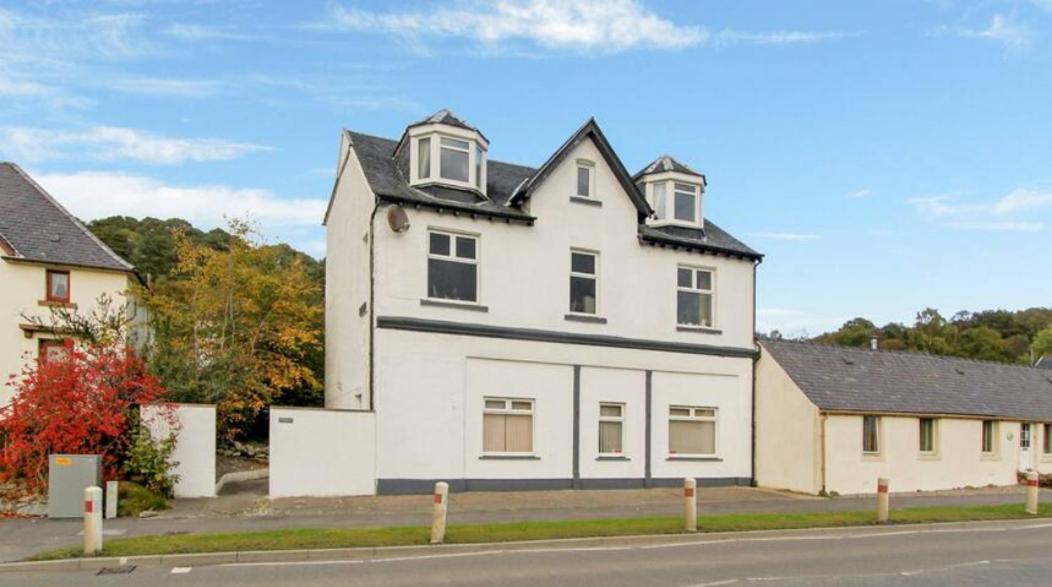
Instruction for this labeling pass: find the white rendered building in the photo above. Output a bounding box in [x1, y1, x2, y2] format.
[323, 110, 762, 493]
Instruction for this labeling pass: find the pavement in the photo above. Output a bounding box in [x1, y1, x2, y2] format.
[3, 518, 1052, 585]
[1, 483, 1047, 563]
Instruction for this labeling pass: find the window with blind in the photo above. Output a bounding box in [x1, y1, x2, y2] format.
[598, 403, 624, 455]
[862, 415, 880, 454]
[483, 398, 534, 454]
[668, 406, 716, 456]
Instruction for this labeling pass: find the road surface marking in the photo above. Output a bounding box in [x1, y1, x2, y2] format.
[219, 560, 365, 568]
[170, 567, 192, 574]
[690, 580, 738, 586]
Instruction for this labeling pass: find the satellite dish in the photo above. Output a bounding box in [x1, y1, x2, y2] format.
[387, 205, 410, 232]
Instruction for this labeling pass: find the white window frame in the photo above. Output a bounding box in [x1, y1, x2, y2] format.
[416, 136, 431, 180]
[410, 131, 486, 193]
[598, 402, 625, 456]
[1021, 422, 1033, 450]
[575, 159, 595, 199]
[426, 228, 480, 304]
[482, 397, 535, 456]
[439, 136, 471, 183]
[668, 405, 718, 457]
[569, 248, 599, 316]
[672, 181, 700, 223]
[1044, 423, 1052, 456]
[676, 265, 717, 329]
[647, 177, 703, 227]
[918, 417, 938, 456]
[862, 415, 881, 455]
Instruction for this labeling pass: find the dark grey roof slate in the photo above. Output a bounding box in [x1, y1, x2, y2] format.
[346, 132, 534, 222]
[762, 339, 1052, 421]
[0, 162, 133, 272]
[343, 123, 760, 260]
[634, 155, 705, 179]
[407, 108, 487, 142]
[639, 223, 762, 261]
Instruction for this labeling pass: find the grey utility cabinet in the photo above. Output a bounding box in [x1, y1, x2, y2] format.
[47, 454, 101, 518]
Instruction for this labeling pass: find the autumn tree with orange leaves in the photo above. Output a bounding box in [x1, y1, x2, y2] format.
[143, 220, 323, 440]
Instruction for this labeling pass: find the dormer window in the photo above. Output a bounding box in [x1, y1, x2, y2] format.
[673, 182, 699, 223]
[404, 109, 488, 195]
[636, 155, 706, 228]
[440, 137, 470, 182]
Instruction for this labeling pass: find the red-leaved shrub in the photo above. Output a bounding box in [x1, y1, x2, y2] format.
[0, 345, 170, 494]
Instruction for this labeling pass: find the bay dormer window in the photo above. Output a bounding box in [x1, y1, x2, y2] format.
[636, 155, 706, 229]
[404, 109, 488, 195]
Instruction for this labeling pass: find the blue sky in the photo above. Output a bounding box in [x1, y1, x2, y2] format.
[1, 1, 1050, 336]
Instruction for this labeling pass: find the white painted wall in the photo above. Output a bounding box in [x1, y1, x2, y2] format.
[754, 348, 821, 494]
[269, 407, 376, 497]
[825, 415, 1029, 494]
[0, 260, 131, 406]
[142, 403, 216, 498]
[368, 135, 756, 354]
[325, 131, 374, 410]
[373, 328, 753, 486]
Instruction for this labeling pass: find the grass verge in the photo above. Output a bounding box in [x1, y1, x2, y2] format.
[29, 502, 1052, 561]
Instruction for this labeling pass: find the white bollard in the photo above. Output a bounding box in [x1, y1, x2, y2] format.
[684, 478, 697, 532]
[84, 486, 103, 555]
[876, 477, 890, 524]
[1026, 472, 1040, 515]
[105, 481, 119, 520]
[430, 482, 449, 544]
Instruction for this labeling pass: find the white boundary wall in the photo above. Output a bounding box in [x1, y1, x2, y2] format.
[269, 407, 376, 497]
[142, 403, 216, 498]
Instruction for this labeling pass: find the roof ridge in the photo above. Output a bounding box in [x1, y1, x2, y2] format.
[4, 162, 135, 272]
[762, 337, 1041, 371]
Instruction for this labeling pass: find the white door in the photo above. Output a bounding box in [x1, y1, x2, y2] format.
[1019, 423, 1033, 470]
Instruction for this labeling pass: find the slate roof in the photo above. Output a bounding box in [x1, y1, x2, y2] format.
[406, 108, 487, 142]
[762, 339, 1052, 421]
[1038, 355, 1052, 370]
[634, 155, 705, 180]
[0, 162, 134, 272]
[340, 114, 761, 261]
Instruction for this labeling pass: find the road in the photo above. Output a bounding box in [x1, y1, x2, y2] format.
[4, 519, 1052, 586]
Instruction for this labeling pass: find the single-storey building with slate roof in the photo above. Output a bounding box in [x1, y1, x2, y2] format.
[0, 162, 137, 406]
[756, 339, 1052, 495]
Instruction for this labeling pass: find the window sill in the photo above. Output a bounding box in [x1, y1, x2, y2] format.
[596, 455, 630, 461]
[862, 453, 884, 462]
[564, 313, 607, 324]
[420, 298, 489, 312]
[918, 453, 941, 461]
[569, 196, 602, 207]
[677, 325, 722, 335]
[479, 455, 540, 461]
[981, 453, 1001, 461]
[39, 300, 76, 309]
[666, 455, 721, 462]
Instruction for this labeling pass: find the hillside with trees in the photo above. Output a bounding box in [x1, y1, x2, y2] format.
[86, 216, 325, 439]
[777, 307, 1052, 365]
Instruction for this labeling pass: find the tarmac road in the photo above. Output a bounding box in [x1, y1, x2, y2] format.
[3, 518, 1052, 586]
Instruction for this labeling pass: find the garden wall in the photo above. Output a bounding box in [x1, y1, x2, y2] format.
[142, 403, 217, 498]
[269, 407, 376, 497]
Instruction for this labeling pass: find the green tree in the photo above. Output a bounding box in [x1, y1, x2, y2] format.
[1033, 326, 1052, 361]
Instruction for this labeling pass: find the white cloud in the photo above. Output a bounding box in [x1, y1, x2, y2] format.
[164, 24, 256, 42]
[1, 126, 271, 165]
[715, 30, 856, 46]
[745, 232, 820, 241]
[0, 9, 155, 61]
[948, 221, 1044, 231]
[0, 75, 50, 96]
[32, 171, 327, 254]
[107, 76, 226, 97]
[932, 14, 1032, 50]
[321, 0, 849, 54]
[909, 188, 1052, 232]
[756, 308, 844, 337]
[846, 188, 872, 199]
